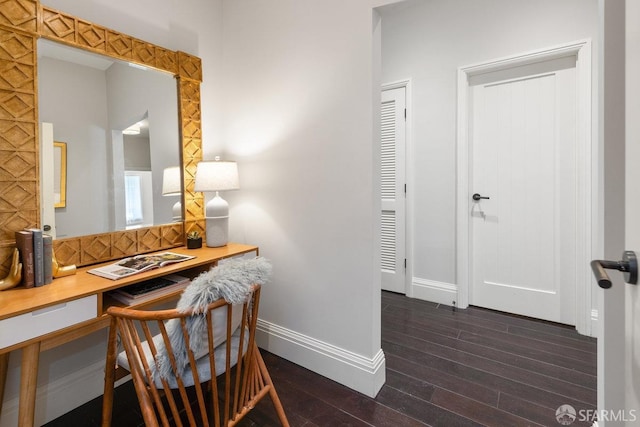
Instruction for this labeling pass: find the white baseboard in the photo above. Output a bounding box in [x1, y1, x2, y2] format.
[1, 321, 386, 426]
[409, 278, 458, 307]
[0, 360, 105, 427]
[256, 319, 386, 398]
[591, 308, 599, 338]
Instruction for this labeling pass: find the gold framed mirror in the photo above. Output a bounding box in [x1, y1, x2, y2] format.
[0, 0, 206, 272]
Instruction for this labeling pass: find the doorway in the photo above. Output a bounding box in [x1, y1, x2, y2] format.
[470, 61, 577, 325]
[456, 41, 593, 334]
[381, 83, 408, 294]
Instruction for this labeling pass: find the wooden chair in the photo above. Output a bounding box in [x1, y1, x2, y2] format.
[101, 284, 289, 427]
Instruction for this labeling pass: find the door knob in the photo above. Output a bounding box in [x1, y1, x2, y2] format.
[590, 251, 638, 289]
[472, 193, 490, 201]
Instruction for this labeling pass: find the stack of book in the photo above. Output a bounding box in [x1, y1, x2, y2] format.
[14, 228, 53, 288]
[109, 274, 191, 305]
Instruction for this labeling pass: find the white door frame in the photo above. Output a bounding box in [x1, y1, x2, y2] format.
[40, 123, 56, 239]
[382, 79, 412, 295]
[456, 40, 594, 336]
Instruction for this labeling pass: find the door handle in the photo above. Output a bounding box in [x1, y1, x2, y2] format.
[472, 193, 490, 201]
[590, 251, 638, 289]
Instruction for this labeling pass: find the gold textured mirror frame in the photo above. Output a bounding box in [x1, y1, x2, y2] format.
[0, 0, 205, 273]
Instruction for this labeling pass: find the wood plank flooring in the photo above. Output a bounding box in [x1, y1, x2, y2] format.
[44, 291, 597, 426]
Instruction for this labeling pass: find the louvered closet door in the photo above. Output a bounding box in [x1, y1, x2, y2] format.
[381, 86, 406, 293]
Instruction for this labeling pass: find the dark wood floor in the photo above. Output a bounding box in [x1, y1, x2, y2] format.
[45, 291, 597, 426]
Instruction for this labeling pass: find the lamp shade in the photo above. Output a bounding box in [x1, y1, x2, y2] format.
[194, 159, 239, 192]
[162, 166, 182, 196]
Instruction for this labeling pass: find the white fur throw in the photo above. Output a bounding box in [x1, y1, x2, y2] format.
[154, 256, 272, 381]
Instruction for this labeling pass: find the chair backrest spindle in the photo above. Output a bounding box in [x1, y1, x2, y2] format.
[102, 283, 289, 427]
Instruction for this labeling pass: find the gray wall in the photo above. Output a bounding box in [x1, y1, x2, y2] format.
[123, 135, 151, 171]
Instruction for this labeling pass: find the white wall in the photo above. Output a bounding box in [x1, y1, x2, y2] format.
[3, 0, 386, 424]
[220, 0, 384, 396]
[39, 56, 181, 237]
[40, 0, 225, 155]
[106, 61, 180, 227]
[379, 0, 599, 314]
[38, 57, 110, 238]
[0, 1, 224, 425]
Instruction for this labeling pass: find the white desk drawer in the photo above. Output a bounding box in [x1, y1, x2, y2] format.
[0, 295, 97, 348]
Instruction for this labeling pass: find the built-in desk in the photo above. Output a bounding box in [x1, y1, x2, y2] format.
[0, 243, 258, 427]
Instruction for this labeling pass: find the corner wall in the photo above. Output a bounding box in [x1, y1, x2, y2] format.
[219, 0, 384, 396]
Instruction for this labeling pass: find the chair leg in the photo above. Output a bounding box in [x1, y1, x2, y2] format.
[267, 385, 290, 427]
[101, 319, 118, 427]
[255, 349, 289, 427]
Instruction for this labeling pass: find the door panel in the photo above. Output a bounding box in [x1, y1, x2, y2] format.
[621, 0, 640, 421]
[381, 86, 406, 293]
[471, 67, 577, 324]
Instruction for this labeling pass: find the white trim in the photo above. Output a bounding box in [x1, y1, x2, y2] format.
[0, 360, 105, 427]
[591, 309, 599, 338]
[256, 319, 386, 398]
[382, 79, 413, 296]
[382, 78, 411, 91]
[461, 41, 591, 76]
[410, 278, 458, 307]
[0, 320, 388, 427]
[574, 39, 594, 337]
[456, 40, 593, 335]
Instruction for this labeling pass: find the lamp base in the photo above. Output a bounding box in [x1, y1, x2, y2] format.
[172, 200, 182, 222]
[205, 216, 229, 247]
[205, 194, 230, 247]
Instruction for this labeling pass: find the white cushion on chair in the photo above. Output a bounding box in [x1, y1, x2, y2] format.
[117, 303, 245, 388]
[117, 326, 249, 388]
[150, 257, 270, 382]
[195, 303, 243, 358]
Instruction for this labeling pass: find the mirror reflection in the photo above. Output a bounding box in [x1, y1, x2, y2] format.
[37, 39, 182, 239]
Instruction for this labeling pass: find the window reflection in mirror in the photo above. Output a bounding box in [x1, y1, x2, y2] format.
[124, 117, 154, 229]
[37, 39, 181, 239]
[125, 171, 153, 228]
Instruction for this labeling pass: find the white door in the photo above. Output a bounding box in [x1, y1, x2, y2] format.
[470, 65, 578, 324]
[381, 86, 406, 293]
[598, 0, 640, 424]
[623, 0, 640, 421]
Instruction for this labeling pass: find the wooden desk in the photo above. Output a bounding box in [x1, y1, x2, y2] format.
[0, 243, 258, 427]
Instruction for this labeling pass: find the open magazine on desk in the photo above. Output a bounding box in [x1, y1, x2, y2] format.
[88, 252, 195, 280]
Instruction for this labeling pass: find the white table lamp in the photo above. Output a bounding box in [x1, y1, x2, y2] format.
[162, 166, 182, 221]
[194, 157, 239, 247]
